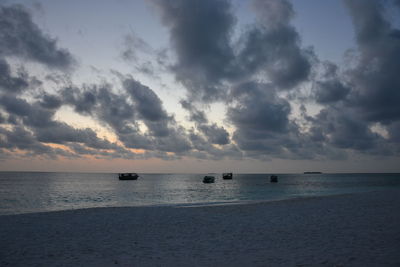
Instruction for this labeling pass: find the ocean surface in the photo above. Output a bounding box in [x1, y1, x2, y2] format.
[1, 172, 400, 215]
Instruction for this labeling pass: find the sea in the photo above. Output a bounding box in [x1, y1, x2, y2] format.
[1, 172, 400, 215]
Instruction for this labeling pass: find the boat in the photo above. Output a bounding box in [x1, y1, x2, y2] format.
[203, 176, 215, 183]
[270, 175, 278, 183]
[222, 172, 233, 179]
[118, 173, 139, 180]
[304, 171, 322, 174]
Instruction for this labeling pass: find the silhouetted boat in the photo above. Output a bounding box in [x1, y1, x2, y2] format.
[304, 171, 322, 174]
[270, 175, 278, 183]
[118, 173, 139, 180]
[203, 176, 215, 183]
[222, 172, 233, 179]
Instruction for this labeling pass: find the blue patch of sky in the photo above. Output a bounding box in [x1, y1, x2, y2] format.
[25, 0, 168, 83]
[290, 0, 355, 65]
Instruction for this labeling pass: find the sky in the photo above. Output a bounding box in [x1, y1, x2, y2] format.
[0, 0, 400, 173]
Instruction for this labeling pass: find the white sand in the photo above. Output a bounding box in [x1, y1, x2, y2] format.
[1, 190, 400, 266]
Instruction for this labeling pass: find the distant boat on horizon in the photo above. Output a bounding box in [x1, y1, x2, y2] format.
[203, 175, 215, 183]
[270, 175, 278, 183]
[118, 173, 139, 180]
[304, 172, 322, 174]
[222, 172, 233, 179]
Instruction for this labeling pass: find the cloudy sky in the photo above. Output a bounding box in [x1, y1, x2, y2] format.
[1, 0, 400, 173]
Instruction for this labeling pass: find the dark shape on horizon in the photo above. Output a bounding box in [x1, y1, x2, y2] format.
[203, 175, 215, 183]
[270, 175, 278, 183]
[304, 172, 322, 174]
[118, 173, 139, 180]
[222, 172, 233, 179]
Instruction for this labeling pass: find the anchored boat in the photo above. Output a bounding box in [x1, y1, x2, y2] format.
[270, 175, 278, 183]
[222, 172, 233, 179]
[118, 173, 139, 180]
[203, 175, 215, 183]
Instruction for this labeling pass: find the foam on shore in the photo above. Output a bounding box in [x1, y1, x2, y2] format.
[1, 189, 400, 266]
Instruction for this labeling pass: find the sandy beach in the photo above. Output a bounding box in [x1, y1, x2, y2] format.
[1, 190, 400, 266]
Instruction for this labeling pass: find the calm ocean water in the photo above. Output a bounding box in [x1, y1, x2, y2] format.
[1, 172, 399, 215]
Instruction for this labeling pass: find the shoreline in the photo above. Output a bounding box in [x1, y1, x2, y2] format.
[0, 188, 387, 217]
[1, 189, 400, 266]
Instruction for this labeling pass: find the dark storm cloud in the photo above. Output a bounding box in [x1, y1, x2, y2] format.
[149, 121, 193, 154]
[153, 0, 312, 102]
[188, 129, 210, 151]
[315, 80, 350, 104]
[310, 106, 380, 151]
[61, 84, 135, 134]
[187, 129, 241, 159]
[180, 100, 230, 145]
[344, 0, 389, 45]
[236, 0, 312, 89]
[123, 77, 193, 151]
[150, 0, 321, 158]
[118, 131, 153, 150]
[224, 80, 345, 160]
[227, 82, 295, 157]
[153, 127, 191, 153]
[284, 0, 400, 159]
[61, 86, 97, 115]
[38, 94, 62, 110]
[0, 126, 73, 157]
[180, 100, 207, 124]
[60, 83, 151, 150]
[0, 59, 29, 93]
[151, 0, 236, 101]
[0, 126, 42, 151]
[95, 86, 136, 133]
[231, 126, 320, 160]
[60, 79, 193, 154]
[0, 81, 153, 158]
[228, 82, 290, 133]
[124, 77, 172, 137]
[344, 0, 400, 123]
[62, 83, 149, 151]
[0, 113, 5, 124]
[123, 78, 167, 122]
[0, 94, 130, 157]
[0, 95, 54, 128]
[198, 124, 230, 145]
[35, 122, 120, 151]
[0, 4, 75, 69]
[314, 62, 350, 104]
[0, 95, 31, 117]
